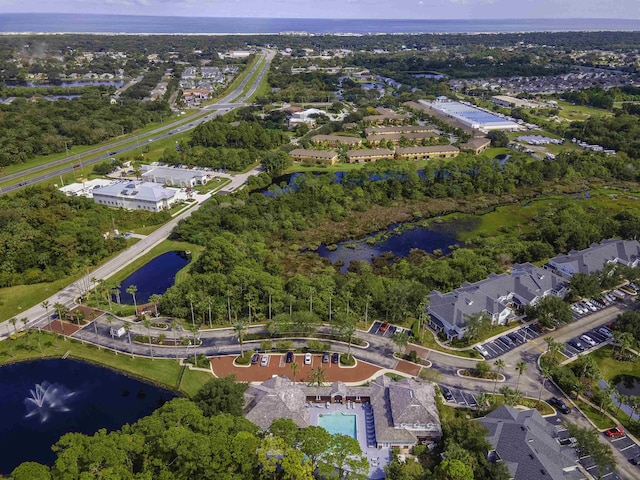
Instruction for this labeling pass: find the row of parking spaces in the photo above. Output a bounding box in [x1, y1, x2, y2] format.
[439, 385, 478, 408]
[368, 321, 412, 338]
[563, 325, 612, 358]
[570, 298, 609, 322]
[607, 430, 640, 469]
[475, 323, 545, 360]
[553, 423, 623, 480]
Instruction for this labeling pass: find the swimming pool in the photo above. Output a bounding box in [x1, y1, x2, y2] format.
[318, 412, 357, 439]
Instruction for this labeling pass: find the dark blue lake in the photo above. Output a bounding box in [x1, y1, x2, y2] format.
[118, 251, 190, 305]
[316, 222, 466, 273]
[0, 359, 176, 474]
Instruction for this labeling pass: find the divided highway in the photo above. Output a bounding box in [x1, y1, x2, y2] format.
[0, 49, 274, 194]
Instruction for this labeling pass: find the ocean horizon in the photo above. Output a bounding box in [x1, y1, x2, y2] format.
[1, 14, 639, 35]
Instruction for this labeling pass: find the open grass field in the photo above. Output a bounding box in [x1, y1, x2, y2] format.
[0, 330, 212, 396]
[574, 397, 615, 430]
[556, 100, 612, 122]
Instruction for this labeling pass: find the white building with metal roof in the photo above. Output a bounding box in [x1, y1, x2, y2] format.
[141, 166, 209, 188]
[92, 181, 178, 212]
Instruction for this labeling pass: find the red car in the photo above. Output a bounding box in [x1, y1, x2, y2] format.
[605, 427, 625, 438]
[379, 322, 390, 333]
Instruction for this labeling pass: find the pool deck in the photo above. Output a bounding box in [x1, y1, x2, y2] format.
[309, 401, 390, 479]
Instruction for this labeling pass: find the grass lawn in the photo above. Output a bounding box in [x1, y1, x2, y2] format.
[412, 327, 482, 359]
[589, 345, 640, 380]
[574, 397, 615, 430]
[0, 331, 212, 396]
[486, 393, 555, 416]
[556, 101, 612, 121]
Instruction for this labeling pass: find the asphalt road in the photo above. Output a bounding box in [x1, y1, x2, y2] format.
[0, 49, 274, 194]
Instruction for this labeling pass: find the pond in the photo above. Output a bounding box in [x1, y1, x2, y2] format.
[0, 359, 176, 474]
[117, 251, 190, 305]
[613, 374, 640, 396]
[316, 219, 473, 273]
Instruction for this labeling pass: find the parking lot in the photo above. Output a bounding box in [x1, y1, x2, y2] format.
[438, 385, 478, 408]
[368, 321, 411, 338]
[475, 323, 544, 360]
[562, 324, 612, 358]
[550, 419, 624, 480]
[606, 431, 640, 474]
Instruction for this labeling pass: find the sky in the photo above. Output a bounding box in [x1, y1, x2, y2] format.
[0, 0, 639, 20]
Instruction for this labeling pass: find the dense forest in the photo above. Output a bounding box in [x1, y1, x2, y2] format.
[161, 117, 289, 171]
[0, 186, 169, 287]
[566, 111, 640, 158]
[0, 94, 171, 166]
[158, 149, 640, 328]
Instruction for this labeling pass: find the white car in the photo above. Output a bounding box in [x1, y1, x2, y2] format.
[474, 345, 489, 357]
[304, 353, 312, 365]
[580, 335, 597, 347]
[260, 355, 269, 367]
[584, 301, 597, 312]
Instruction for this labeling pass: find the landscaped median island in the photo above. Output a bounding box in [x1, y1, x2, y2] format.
[458, 361, 505, 382]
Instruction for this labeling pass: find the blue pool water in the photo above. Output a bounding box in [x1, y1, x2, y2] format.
[318, 412, 357, 439]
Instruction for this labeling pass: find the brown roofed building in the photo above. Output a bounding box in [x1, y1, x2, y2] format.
[395, 145, 459, 160]
[363, 113, 410, 125]
[346, 149, 395, 163]
[365, 125, 434, 136]
[367, 131, 438, 146]
[461, 137, 491, 154]
[310, 134, 362, 148]
[289, 148, 339, 165]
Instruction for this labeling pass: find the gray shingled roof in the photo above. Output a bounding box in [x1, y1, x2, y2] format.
[478, 406, 583, 480]
[365, 125, 434, 135]
[549, 239, 640, 276]
[428, 263, 567, 331]
[141, 166, 207, 181]
[243, 376, 442, 445]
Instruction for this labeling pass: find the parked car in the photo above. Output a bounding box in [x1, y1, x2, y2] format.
[250, 353, 259, 364]
[629, 455, 640, 465]
[598, 327, 612, 338]
[379, 322, 390, 333]
[604, 426, 625, 438]
[440, 386, 454, 401]
[260, 355, 269, 367]
[548, 397, 571, 414]
[584, 301, 597, 312]
[580, 335, 597, 347]
[285, 351, 294, 363]
[322, 353, 330, 363]
[332, 352, 339, 364]
[559, 437, 577, 446]
[474, 345, 489, 357]
[568, 339, 584, 351]
[499, 335, 514, 347]
[304, 353, 312, 365]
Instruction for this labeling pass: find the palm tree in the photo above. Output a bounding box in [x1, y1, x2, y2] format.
[126, 285, 138, 317]
[206, 296, 214, 328]
[392, 331, 410, 356]
[233, 319, 248, 355]
[170, 319, 179, 360]
[142, 317, 154, 360]
[113, 283, 121, 305]
[475, 392, 489, 413]
[515, 360, 528, 393]
[90, 277, 99, 303]
[186, 293, 196, 326]
[20, 317, 28, 332]
[9, 317, 18, 333]
[544, 336, 562, 361]
[597, 385, 615, 418]
[307, 367, 326, 387]
[41, 300, 50, 319]
[493, 359, 506, 395]
[537, 366, 552, 405]
[149, 294, 162, 317]
[124, 323, 134, 359]
[340, 320, 356, 357]
[290, 362, 299, 384]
